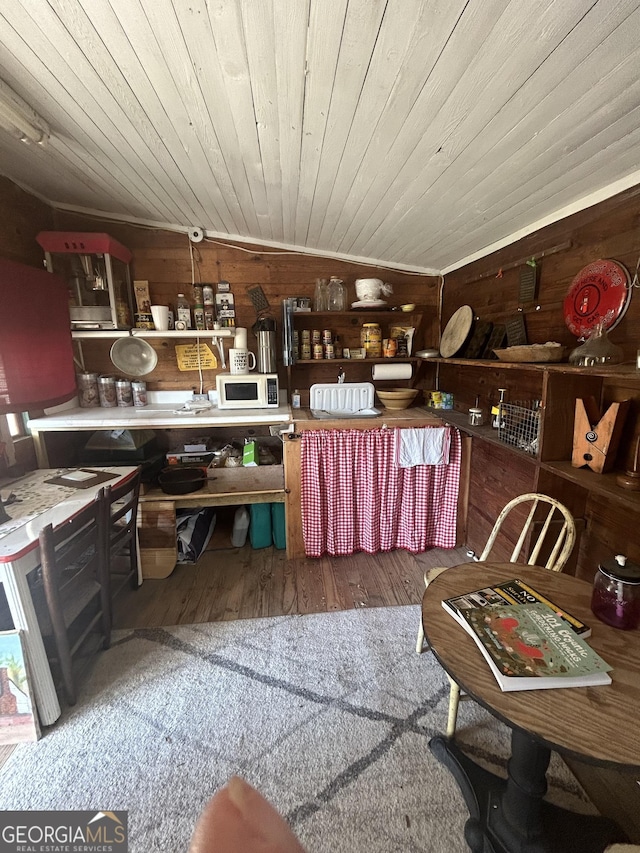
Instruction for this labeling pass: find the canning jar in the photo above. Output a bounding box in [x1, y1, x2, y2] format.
[591, 554, 640, 630]
[468, 407, 483, 426]
[361, 323, 382, 358]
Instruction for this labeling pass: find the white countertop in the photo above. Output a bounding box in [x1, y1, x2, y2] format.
[0, 466, 138, 561]
[27, 392, 292, 430]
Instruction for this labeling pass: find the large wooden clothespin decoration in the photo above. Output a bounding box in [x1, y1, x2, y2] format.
[572, 397, 630, 474]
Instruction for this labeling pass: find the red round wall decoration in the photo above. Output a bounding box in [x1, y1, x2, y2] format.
[563, 259, 631, 338]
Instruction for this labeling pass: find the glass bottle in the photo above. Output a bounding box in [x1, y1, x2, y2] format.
[314, 278, 328, 312]
[328, 276, 345, 311]
[193, 286, 205, 331]
[176, 293, 191, 329]
[568, 320, 624, 366]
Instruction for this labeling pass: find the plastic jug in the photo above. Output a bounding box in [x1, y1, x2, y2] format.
[231, 506, 250, 547]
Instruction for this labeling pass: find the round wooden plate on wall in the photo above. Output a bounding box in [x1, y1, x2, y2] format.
[440, 305, 474, 358]
[563, 259, 631, 338]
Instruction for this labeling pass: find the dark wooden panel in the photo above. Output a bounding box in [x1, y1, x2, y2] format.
[437, 363, 543, 415]
[466, 440, 537, 556]
[578, 493, 640, 582]
[0, 176, 54, 267]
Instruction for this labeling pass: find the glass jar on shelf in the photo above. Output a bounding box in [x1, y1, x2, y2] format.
[314, 278, 328, 312]
[361, 322, 382, 358]
[328, 276, 345, 311]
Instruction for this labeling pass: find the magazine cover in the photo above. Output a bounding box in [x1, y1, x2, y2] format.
[459, 603, 611, 691]
[0, 630, 40, 743]
[443, 577, 591, 637]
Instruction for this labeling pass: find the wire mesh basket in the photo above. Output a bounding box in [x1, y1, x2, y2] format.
[497, 402, 541, 456]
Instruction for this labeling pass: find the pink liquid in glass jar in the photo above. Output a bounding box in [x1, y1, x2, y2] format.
[590, 555, 640, 630]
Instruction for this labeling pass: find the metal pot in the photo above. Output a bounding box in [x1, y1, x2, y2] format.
[157, 467, 206, 495]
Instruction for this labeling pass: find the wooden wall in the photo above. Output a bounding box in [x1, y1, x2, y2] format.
[0, 176, 54, 266]
[52, 211, 440, 392]
[441, 185, 640, 580]
[442, 184, 640, 362]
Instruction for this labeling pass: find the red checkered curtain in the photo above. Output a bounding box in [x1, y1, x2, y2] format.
[300, 427, 461, 557]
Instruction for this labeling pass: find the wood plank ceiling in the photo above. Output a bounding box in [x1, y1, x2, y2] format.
[0, 0, 639, 274]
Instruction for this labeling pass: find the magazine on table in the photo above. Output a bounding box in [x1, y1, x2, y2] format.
[442, 577, 591, 638]
[451, 602, 612, 692]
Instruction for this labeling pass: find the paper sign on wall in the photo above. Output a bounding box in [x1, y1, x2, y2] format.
[175, 343, 217, 372]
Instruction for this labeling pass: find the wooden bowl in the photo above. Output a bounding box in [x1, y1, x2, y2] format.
[375, 388, 420, 410]
[493, 344, 567, 363]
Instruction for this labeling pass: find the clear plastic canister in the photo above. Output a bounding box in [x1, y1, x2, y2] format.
[468, 407, 483, 426]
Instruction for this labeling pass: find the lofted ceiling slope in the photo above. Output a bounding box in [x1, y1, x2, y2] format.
[0, 0, 639, 274]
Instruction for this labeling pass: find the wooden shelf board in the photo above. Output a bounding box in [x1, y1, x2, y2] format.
[291, 357, 419, 365]
[435, 358, 639, 378]
[540, 461, 640, 508]
[293, 309, 424, 318]
[141, 486, 285, 507]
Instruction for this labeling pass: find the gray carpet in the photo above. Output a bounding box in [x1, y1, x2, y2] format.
[0, 605, 595, 852]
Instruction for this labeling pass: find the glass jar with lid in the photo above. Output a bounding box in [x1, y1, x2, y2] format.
[361, 323, 382, 358]
[591, 554, 640, 630]
[328, 276, 345, 311]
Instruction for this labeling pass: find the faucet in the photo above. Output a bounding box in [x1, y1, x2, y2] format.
[337, 367, 345, 383]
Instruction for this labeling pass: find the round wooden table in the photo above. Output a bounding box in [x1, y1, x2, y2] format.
[422, 562, 640, 853]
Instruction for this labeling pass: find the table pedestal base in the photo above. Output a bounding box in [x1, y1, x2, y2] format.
[430, 733, 628, 853]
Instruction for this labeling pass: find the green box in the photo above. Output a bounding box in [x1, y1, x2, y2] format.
[242, 440, 258, 467]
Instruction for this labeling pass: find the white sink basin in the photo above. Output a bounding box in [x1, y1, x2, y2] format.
[310, 382, 381, 418]
[310, 407, 381, 419]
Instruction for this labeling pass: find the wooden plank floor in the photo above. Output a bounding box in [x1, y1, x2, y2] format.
[114, 533, 470, 629]
[112, 520, 640, 842]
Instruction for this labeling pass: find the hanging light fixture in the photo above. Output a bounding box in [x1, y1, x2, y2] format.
[0, 78, 50, 146]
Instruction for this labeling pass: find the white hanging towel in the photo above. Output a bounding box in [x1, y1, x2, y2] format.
[396, 427, 451, 467]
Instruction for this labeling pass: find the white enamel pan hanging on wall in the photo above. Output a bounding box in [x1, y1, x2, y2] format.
[110, 337, 158, 376]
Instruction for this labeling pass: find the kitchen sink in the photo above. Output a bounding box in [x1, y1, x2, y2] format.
[309, 382, 381, 419]
[310, 407, 381, 419]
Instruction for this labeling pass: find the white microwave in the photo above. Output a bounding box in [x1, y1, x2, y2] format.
[216, 373, 279, 409]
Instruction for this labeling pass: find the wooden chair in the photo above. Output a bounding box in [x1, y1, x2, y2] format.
[39, 488, 110, 706]
[105, 467, 142, 605]
[416, 493, 576, 735]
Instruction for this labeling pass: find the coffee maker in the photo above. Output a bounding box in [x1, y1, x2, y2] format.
[255, 318, 277, 373]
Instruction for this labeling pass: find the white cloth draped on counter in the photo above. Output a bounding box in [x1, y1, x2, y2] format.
[300, 426, 461, 558]
[395, 426, 451, 467]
